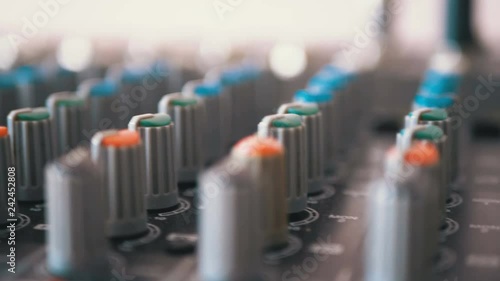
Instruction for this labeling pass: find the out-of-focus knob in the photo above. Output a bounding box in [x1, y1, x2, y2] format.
[46, 92, 88, 156]
[158, 93, 205, 183]
[278, 102, 324, 194]
[8, 108, 55, 201]
[128, 113, 179, 210]
[45, 147, 109, 280]
[183, 79, 231, 164]
[0, 72, 21, 125]
[231, 135, 288, 249]
[405, 108, 458, 185]
[198, 157, 262, 281]
[365, 141, 440, 281]
[207, 66, 257, 143]
[0, 126, 13, 224]
[91, 129, 147, 238]
[77, 78, 122, 130]
[257, 113, 307, 213]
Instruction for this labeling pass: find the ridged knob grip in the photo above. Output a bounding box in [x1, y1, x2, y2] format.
[182, 79, 231, 164]
[129, 113, 179, 210]
[231, 135, 288, 249]
[8, 107, 55, 201]
[257, 113, 307, 213]
[46, 92, 88, 156]
[77, 79, 123, 130]
[91, 130, 148, 238]
[278, 103, 324, 194]
[0, 127, 13, 224]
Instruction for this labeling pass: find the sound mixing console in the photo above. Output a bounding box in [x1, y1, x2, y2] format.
[0, 39, 500, 281]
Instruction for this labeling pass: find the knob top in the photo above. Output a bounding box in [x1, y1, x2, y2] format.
[233, 135, 283, 157]
[139, 114, 172, 127]
[89, 80, 117, 97]
[101, 130, 140, 147]
[286, 104, 319, 116]
[294, 88, 332, 103]
[404, 142, 440, 166]
[260, 114, 302, 128]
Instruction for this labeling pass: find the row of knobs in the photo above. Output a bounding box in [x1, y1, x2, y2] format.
[0, 60, 358, 280]
[365, 52, 464, 281]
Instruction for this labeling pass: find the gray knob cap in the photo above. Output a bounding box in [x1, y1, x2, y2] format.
[0, 74, 20, 125]
[405, 108, 457, 184]
[8, 107, 55, 201]
[0, 127, 13, 224]
[182, 79, 231, 164]
[365, 141, 441, 281]
[278, 103, 324, 194]
[77, 79, 123, 130]
[45, 147, 109, 280]
[128, 113, 179, 210]
[257, 113, 307, 213]
[46, 92, 88, 156]
[198, 157, 262, 281]
[404, 111, 452, 211]
[91, 129, 148, 238]
[294, 89, 337, 173]
[231, 135, 288, 249]
[158, 93, 205, 183]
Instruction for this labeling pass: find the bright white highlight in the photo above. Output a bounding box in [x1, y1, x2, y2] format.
[269, 43, 307, 80]
[57, 37, 93, 72]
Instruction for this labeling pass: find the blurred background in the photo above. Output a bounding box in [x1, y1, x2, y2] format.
[0, 0, 499, 127]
